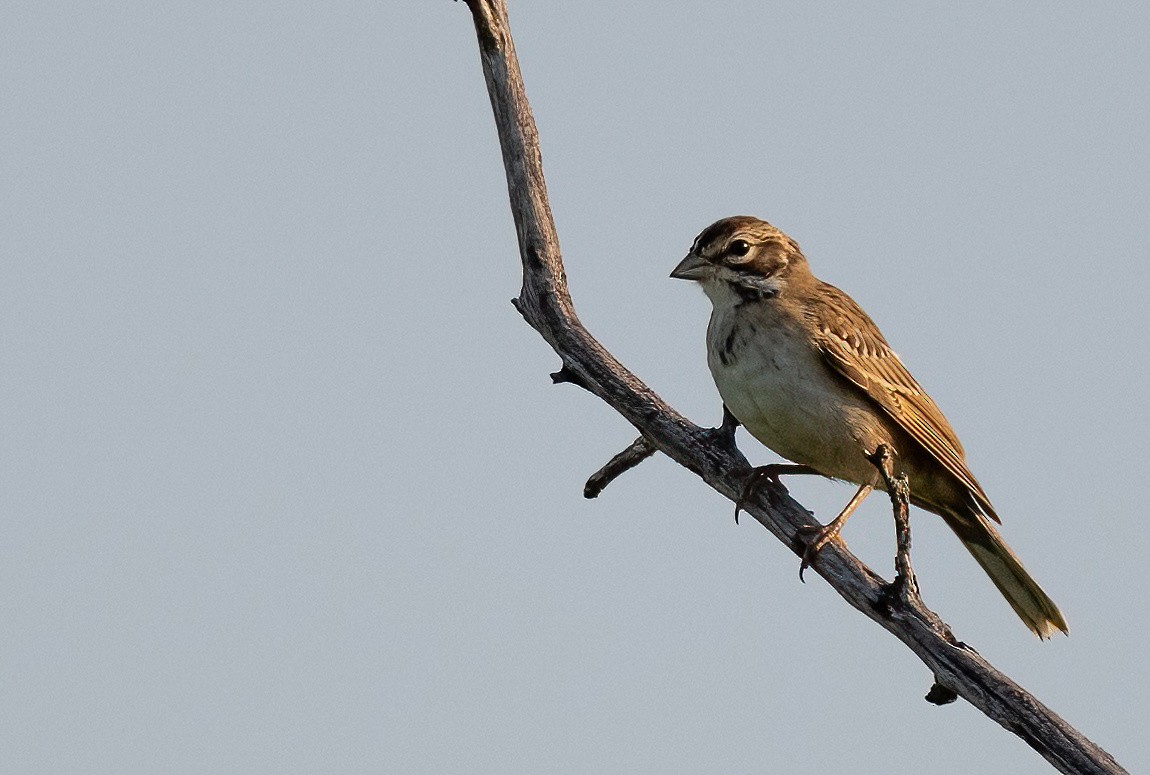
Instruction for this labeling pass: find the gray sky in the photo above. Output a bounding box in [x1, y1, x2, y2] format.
[3, 2, 1148, 773]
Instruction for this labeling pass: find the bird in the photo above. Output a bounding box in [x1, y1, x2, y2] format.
[670, 215, 1068, 638]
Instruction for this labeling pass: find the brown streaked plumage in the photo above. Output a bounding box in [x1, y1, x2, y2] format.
[671, 215, 1067, 638]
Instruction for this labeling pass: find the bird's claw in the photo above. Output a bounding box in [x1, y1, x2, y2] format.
[796, 523, 840, 582]
[734, 466, 789, 524]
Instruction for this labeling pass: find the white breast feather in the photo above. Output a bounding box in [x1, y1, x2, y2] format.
[705, 298, 884, 485]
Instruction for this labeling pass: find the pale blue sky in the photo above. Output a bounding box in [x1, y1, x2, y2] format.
[2, 2, 1147, 773]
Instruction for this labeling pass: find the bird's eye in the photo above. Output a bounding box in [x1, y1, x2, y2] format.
[729, 239, 751, 257]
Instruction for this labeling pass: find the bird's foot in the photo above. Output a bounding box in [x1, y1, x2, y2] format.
[796, 522, 843, 582]
[733, 464, 806, 524]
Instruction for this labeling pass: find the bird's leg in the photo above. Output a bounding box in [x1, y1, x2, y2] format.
[798, 480, 874, 581]
[734, 463, 821, 524]
[867, 444, 920, 602]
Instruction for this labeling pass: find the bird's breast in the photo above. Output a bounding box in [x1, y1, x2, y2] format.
[706, 304, 888, 484]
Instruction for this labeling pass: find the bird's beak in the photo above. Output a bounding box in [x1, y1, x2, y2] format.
[670, 253, 710, 281]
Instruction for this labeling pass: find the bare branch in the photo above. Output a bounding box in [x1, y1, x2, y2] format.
[459, 2, 1126, 773]
[584, 436, 657, 499]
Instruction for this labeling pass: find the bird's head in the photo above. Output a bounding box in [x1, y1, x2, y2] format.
[670, 216, 809, 303]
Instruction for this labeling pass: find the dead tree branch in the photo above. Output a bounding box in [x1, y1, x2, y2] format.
[458, 2, 1125, 773]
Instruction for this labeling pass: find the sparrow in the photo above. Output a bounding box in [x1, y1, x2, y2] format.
[671, 215, 1068, 638]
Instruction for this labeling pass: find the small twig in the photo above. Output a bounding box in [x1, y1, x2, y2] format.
[868, 444, 919, 600]
[584, 435, 657, 498]
[868, 447, 962, 700]
[585, 407, 745, 498]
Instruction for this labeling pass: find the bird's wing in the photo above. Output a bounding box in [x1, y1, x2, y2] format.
[806, 281, 999, 522]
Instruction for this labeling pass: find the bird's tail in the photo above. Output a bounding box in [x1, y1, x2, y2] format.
[943, 511, 1068, 638]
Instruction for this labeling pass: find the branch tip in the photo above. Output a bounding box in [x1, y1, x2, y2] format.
[584, 436, 657, 498]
